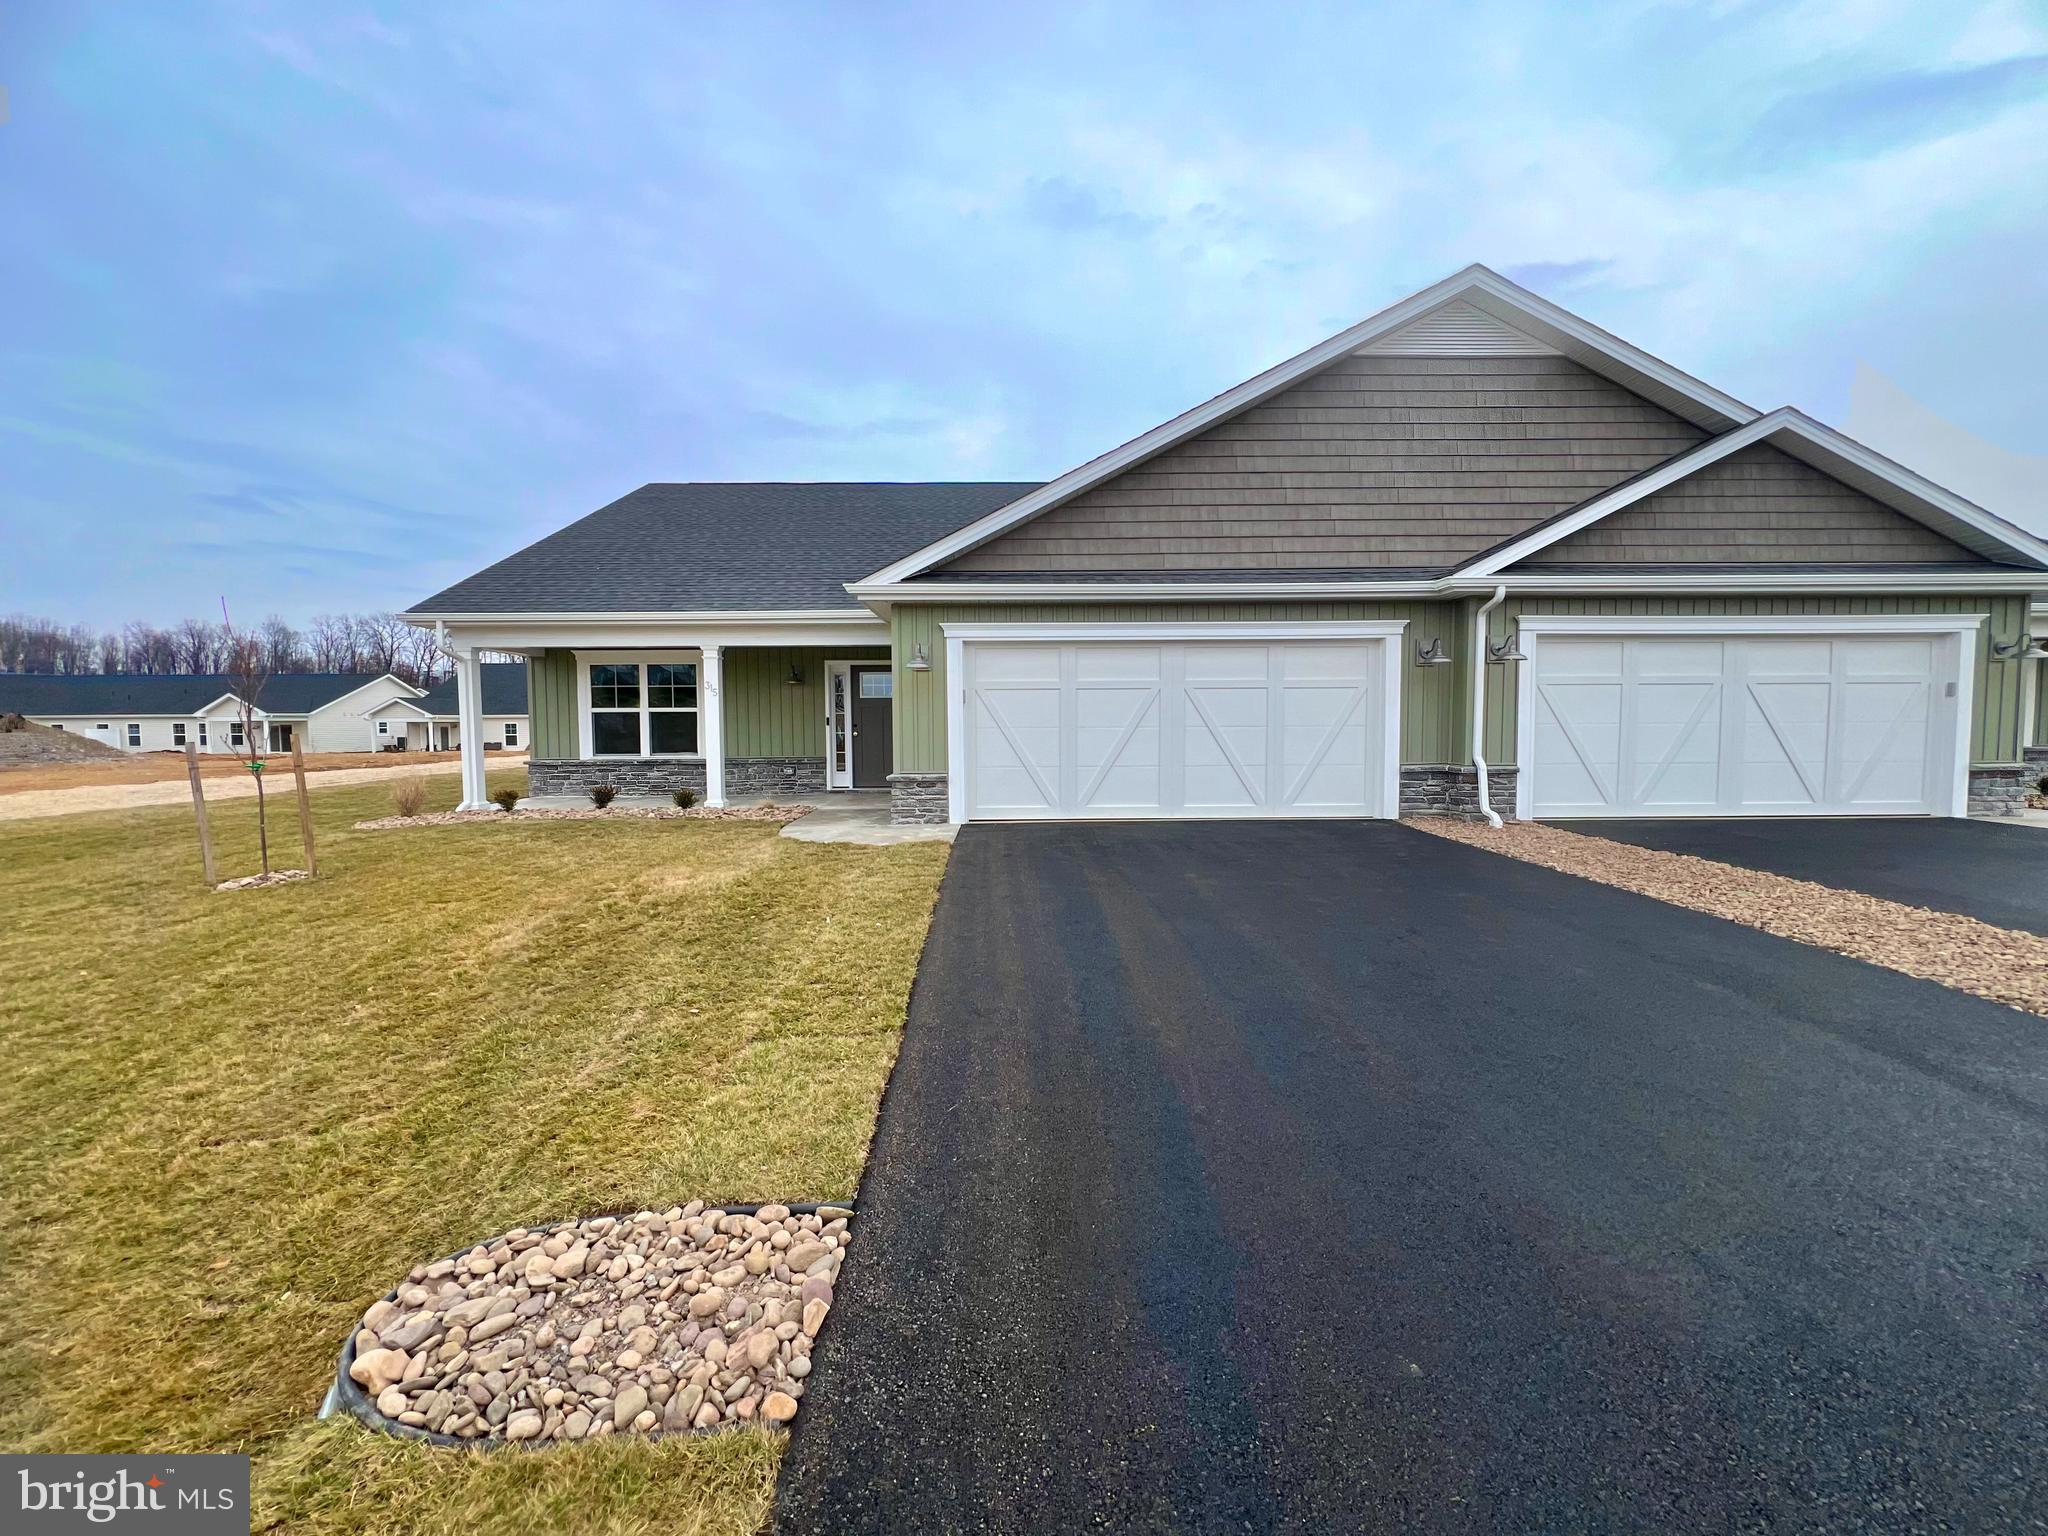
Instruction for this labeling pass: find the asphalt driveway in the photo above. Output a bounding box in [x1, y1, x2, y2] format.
[774, 822, 2048, 1535]
[1553, 816, 2048, 936]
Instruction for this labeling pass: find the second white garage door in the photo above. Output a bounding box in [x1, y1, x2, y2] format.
[960, 636, 1397, 821]
[1522, 626, 1967, 818]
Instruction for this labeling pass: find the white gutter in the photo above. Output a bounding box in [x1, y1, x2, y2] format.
[1472, 585, 1508, 829]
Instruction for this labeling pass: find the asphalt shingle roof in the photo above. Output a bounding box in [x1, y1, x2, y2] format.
[0, 673, 405, 717]
[409, 663, 528, 717]
[406, 483, 1043, 615]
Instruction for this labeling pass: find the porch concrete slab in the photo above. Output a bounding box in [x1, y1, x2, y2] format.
[777, 800, 956, 845]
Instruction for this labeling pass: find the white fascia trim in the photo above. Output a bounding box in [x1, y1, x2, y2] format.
[941, 619, 1409, 824]
[1461, 408, 2048, 577]
[1515, 614, 1986, 635]
[402, 609, 872, 625]
[857, 266, 1761, 588]
[941, 620, 1411, 642]
[853, 579, 1443, 602]
[441, 619, 889, 652]
[1455, 571, 2045, 593]
[857, 570, 2040, 606]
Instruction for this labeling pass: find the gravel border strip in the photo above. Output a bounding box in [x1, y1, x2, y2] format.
[353, 804, 811, 831]
[327, 1200, 853, 1450]
[1410, 819, 2048, 1018]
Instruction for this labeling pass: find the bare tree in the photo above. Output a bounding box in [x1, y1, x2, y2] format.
[360, 612, 411, 676]
[221, 604, 276, 876]
[257, 616, 303, 677]
[306, 614, 359, 673]
[398, 622, 446, 688]
[174, 617, 221, 674]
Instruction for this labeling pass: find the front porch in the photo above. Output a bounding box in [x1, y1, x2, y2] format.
[444, 633, 895, 813]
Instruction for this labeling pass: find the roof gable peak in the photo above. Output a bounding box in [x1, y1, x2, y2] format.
[857, 264, 1759, 588]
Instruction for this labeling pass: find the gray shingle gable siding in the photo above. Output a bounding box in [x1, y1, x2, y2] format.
[1519, 443, 1997, 567]
[939, 355, 1710, 573]
[408, 483, 1043, 615]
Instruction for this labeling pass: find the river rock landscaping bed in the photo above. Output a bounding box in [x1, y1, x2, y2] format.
[341, 1202, 851, 1444]
[353, 804, 809, 831]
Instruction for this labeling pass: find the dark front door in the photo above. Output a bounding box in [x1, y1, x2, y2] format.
[851, 666, 893, 789]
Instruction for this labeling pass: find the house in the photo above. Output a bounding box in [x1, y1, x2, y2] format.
[0, 672, 425, 754]
[404, 266, 2048, 823]
[362, 662, 529, 752]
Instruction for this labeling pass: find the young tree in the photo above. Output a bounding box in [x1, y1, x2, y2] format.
[221, 605, 277, 876]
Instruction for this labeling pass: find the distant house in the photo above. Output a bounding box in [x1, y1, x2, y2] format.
[0, 672, 424, 754]
[361, 662, 528, 752]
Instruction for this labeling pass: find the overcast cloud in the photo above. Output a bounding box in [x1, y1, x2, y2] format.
[4, 0, 2046, 625]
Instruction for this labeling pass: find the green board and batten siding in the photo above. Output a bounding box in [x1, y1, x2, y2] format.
[523, 645, 889, 761]
[527, 649, 578, 760]
[1478, 593, 2034, 767]
[722, 646, 889, 757]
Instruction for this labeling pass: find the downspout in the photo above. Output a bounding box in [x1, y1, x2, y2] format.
[1471, 584, 1508, 829]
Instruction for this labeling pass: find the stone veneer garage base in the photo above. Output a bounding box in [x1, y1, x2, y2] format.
[334, 1201, 853, 1446]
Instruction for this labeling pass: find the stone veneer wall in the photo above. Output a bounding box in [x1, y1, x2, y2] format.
[889, 772, 949, 825]
[723, 757, 827, 797]
[527, 758, 707, 797]
[2025, 745, 2048, 770]
[1399, 765, 1519, 820]
[1967, 765, 2031, 817]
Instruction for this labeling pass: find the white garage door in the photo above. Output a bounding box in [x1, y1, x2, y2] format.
[1527, 631, 1960, 818]
[962, 639, 1391, 821]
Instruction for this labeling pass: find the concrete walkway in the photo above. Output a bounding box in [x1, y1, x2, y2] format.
[0, 755, 523, 823]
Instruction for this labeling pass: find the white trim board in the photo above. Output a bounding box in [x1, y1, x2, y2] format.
[940, 620, 1409, 825]
[858, 265, 1758, 587]
[851, 570, 2046, 605]
[1511, 614, 1982, 821]
[1460, 408, 2048, 576]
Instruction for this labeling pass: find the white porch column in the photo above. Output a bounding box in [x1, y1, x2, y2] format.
[701, 644, 726, 807]
[455, 648, 489, 809]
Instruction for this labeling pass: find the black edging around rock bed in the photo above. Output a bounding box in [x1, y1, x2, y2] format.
[327, 1201, 854, 1449]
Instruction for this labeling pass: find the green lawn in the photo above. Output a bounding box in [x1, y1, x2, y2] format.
[0, 770, 948, 1534]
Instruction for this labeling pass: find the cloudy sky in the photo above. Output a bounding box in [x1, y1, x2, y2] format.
[6, 0, 2046, 627]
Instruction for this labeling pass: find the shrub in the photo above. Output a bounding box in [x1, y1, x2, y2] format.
[672, 787, 698, 809]
[390, 775, 429, 818]
[589, 783, 618, 809]
[490, 786, 522, 813]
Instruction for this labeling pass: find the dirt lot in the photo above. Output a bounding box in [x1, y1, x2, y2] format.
[0, 748, 468, 795]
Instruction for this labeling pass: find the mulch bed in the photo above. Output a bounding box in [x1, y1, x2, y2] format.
[354, 805, 810, 831]
[1411, 817, 2048, 1018]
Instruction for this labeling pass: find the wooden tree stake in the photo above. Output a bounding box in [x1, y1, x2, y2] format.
[184, 743, 217, 886]
[291, 736, 317, 878]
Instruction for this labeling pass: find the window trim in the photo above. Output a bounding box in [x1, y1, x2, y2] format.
[575, 651, 704, 760]
[125, 723, 142, 747]
[173, 722, 187, 746]
[502, 720, 519, 747]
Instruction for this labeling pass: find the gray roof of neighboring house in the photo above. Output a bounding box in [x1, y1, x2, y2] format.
[0, 672, 406, 717]
[407, 662, 528, 717]
[406, 482, 1043, 615]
